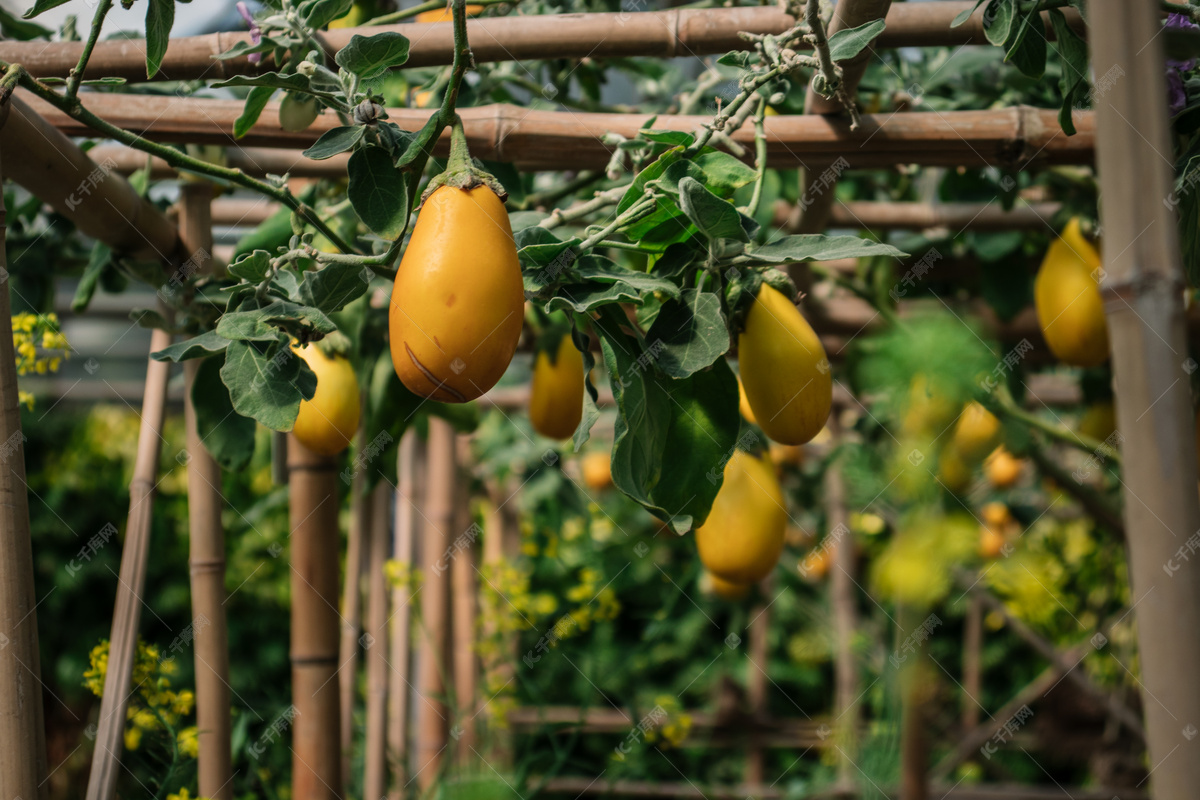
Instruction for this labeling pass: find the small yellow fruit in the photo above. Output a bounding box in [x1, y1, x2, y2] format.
[984, 447, 1023, 489]
[1078, 401, 1117, 444]
[979, 527, 1007, 560]
[529, 335, 584, 440]
[695, 451, 786, 584]
[389, 185, 524, 402]
[738, 285, 832, 445]
[701, 571, 750, 600]
[737, 376, 757, 425]
[1034, 218, 1109, 367]
[292, 344, 360, 456]
[980, 502, 1012, 529]
[938, 444, 971, 493]
[954, 402, 1001, 462]
[581, 452, 612, 491]
[799, 547, 830, 580]
[415, 4, 485, 22]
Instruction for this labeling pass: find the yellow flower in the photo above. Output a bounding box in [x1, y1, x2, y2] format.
[177, 726, 199, 758]
[166, 789, 192, 800]
[124, 726, 142, 751]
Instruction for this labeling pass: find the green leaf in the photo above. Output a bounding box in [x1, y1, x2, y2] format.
[212, 71, 311, 93]
[192, 353, 257, 471]
[235, 86, 276, 139]
[228, 250, 272, 282]
[746, 234, 906, 263]
[646, 289, 729, 379]
[827, 19, 886, 62]
[545, 282, 643, 313]
[692, 151, 758, 196]
[574, 257, 680, 297]
[717, 51, 754, 69]
[152, 331, 229, 362]
[618, 148, 683, 213]
[601, 311, 739, 533]
[1049, 8, 1089, 136]
[129, 308, 172, 331]
[302, 126, 366, 160]
[216, 301, 335, 342]
[0, 7, 50, 38]
[213, 38, 275, 62]
[220, 339, 314, 432]
[22, 0, 71, 19]
[145, 0, 175, 79]
[678, 177, 748, 242]
[300, 262, 373, 313]
[1005, 11, 1046, 79]
[335, 32, 411, 80]
[639, 129, 694, 147]
[348, 145, 409, 238]
[951, 0, 986, 28]
[983, 0, 1015, 46]
[571, 325, 600, 451]
[71, 242, 112, 313]
[299, 0, 355, 29]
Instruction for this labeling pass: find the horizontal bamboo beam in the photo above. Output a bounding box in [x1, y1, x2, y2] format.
[0, 5, 1084, 83]
[0, 96, 178, 261]
[22, 92, 1095, 172]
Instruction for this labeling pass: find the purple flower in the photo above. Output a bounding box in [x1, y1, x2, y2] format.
[237, 2, 263, 65]
[1166, 13, 1199, 115]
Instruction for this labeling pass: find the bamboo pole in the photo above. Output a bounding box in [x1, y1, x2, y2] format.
[825, 418, 858, 793]
[744, 592, 769, 785]
[364, 482, 391, 800]
[21, 92, 1096, 172]
[178, 183, 233, 800]
[452, 434, 478, 763]
[388, 431, 419, 795]
[0, 4, 1084, 83]
[0, 96, 177, 261]
[0, 141, 49, 800]
[481, 481, 517, 765]
[83, 325, 174, 800]
[1091, 4, 1200, 796]
[339, 455, 368, 792]
[288, 436, 343, 800]
[415, 420, 456, 789]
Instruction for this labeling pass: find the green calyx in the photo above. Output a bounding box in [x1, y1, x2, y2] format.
[420, 114, 508, 204]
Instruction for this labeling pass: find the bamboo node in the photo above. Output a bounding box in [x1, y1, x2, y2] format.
[188, 557, 227, 574]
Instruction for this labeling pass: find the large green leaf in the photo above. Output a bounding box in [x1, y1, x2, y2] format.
[828, 19, 886, 62]
[220, 339, 316, 432]
[678, 177, 747, 242]
[1004, 10, 1046, 79]
[0, 6, 50, 38]
[335, 32, 411, 80]
[300, 262, 373, 313]
[348, 145, 408, 238]
[235, 86, 276, 139]
[1049, 8, 1089, 136]
[746, 234, 906, 263]
[228, 250, 271, 283]
[646, 289, 729, 379]
[691, 151, 759, 196]
[192, 354, 257, 471]
[22, 0, 71, 19]
[299, 0, 355, 29]
[145, 0, 175, 79]
[545, 282, 643, 313]
[302, 126, 366, 160]
[983, 0, 1016, 46]
[152, 331, 230, 362]
[217, 300, 336, 342]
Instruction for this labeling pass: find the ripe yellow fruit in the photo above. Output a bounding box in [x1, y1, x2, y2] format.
[278, 93, 319, 133]
[292, 344, 361, 456]
[938, 444, 971, 493]
[581, 452, 612, 491]
[389, 185, 523, 402]
[980, 502, 1012, 529]
[799, 547, 830, 580]
[984, 447, 1023, 489]
[695, 451, 786, 584]
[529, 335, 584, 440]
[737, 376, 757, 425]
[979, 527, 1007, 560]
[701, 571, 750, 600]
[1034, 218, 1109, 367]
[415, 4, 485, 22]
[738, 285, 832, 445]
[1078, 401, 1117, 444]
[954, 402, 1001, 462]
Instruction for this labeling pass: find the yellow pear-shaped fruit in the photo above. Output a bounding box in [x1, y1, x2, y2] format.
[529, 334, 584, 440]
[738, 285, 832, 445]
[1034, 218, 1109, 367]
[695, 450, 787, 583]
[292, 344, 361, 456]
[954, 402, 1001, 462]
[389, 185, 524, 402]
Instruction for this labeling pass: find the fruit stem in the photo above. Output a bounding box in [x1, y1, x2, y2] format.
[420, 115, 510, 203]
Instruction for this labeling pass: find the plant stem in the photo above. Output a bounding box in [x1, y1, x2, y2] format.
[67, 0, 112, 101]
[744, 95, 768, 218]
[5, 65, 359, 256]
[989, 384, 1120, 465]
[803, 0, 861, 129]
[1026, 437, 1125, 535]
[578, 195, 657, 250]
[539, 185, 629, 229]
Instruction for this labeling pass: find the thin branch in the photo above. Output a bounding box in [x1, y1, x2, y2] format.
[539, 185, 629, 230]
[802, 0, 861, 129]
[67, 0, 113, 102]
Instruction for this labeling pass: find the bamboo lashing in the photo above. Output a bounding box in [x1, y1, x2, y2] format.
[0, 137, 50, 800]
[179, 184, 234, 800]
[0, 4, 1084, 83]
[1090, 8, 1200, 795]
[20, 92, 1096, 172]
[83, 324, 174, 800]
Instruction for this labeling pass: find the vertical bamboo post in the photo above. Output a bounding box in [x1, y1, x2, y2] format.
[415, 419, 455, 789]
[178, 182, 233, 800]
[84, 323, 173, 800]
[481, 481, 517, 764]
[288, 436, 343, 800]
[1091, 2, 1200, 797]
[452, 434, 478, 764]
[364, 482, 391, 800]
[826, 419, 858, 793]
[962, 595, 983, 733]
[0, 149, 49, 800]
[340, 452, 370, 790]
[744, 593, 769, 787]
[388, 431, 419, 795]
[898, 608, 929, 800]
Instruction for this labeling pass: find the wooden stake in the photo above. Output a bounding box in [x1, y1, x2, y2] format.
[1090, 4, 1200, 797]
[364, 482, 391, 800]
[452, 434, 478, 762]
[0, 144, 50, 800]
[83, 325, 173, 800]
[826, 418, 858, 792]
[415, 420, 456, 789]
[339, 451, 369, 790]
[388, 431, 419, 795]
[288, 436, 343, 800]
[744, 591, 769, 786]
[179, 183, 233, 800]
